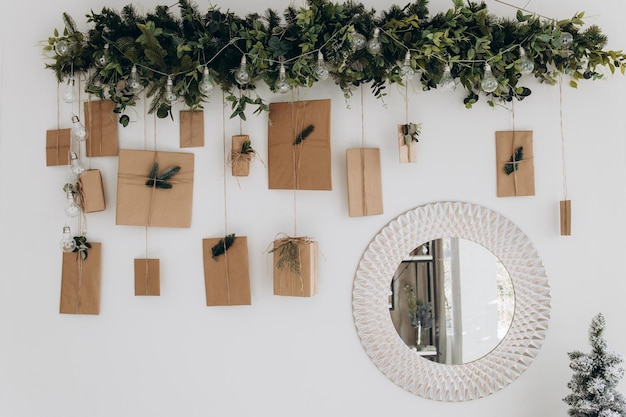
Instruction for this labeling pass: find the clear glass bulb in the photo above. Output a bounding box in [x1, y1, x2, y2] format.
[70, 151, 86, 176]
[519, 47, 535, 75]
[481, 63, 498, 93]
[350, 29, 367, 51]
[315, 51, 329, 81]
[198, 66, 216, 95]
[164, 76, 178, 104]
[558, 32, 574, 49]
[127, 65, 142, 94]
[95, 44, 109, 68]
[55, 40, 70, 57]
[71, 115, 88, 141]
[399, 51, 415, 81]
[234, 56, 250, 85]
[59, 226, 76, 252]
[366, 28, 382, 55]
[62, 77, 77, 103]
[65, 188, 80, 218]
[438, 64, 455, 92]
[275, 64, 290, 94]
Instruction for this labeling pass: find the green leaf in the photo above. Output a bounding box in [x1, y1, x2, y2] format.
[293, 124, 315, 145]
[211, 233, 236, 260]
[504, 146, 524, 175]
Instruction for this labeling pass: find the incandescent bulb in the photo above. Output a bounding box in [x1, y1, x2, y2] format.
[65, 188, 80, 218]
[95, 44, 109, 68]
[234, 56, 250, 85]
[70, 152, 86, 176]
[62, 77, 78, 103]
[518, 47, 535, 75]
[438, 64, 455, 92]
[349, 29, 367, 51]
[127, 65, 142, 94]
[315, 51, 329, 81]
[481, 63, 499, 93]
[55, 40, 70, 57]
[366, 28, 382, 55]
[164, 76, 178, 105]
[558, 31, 574, 49]
[59, 226, 76, 253]
[275, 64, 291, 94]
[71, 115, 88, 141]
[399, 51, 415, 81]
[198, 66, 216, 96]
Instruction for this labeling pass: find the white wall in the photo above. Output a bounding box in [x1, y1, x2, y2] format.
[1, 0, 626, 416]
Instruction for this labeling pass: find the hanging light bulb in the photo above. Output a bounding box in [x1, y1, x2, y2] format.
[164, 76, 178, 105]
[70, 152, 86, 176]
[65, 188, 80, 218]
[95, 44, 109, 68]
[62, 77, 78, 103]
[558, 31, 574, 49]
[437, 64, 455, 92]
[481, 63, 498, 93]
[127, 65, 142, 94]
[399, 51, 415, 81]
[275, 62, 291, 94]
[198, 66, 216, 96]
[71, 115, 88, 141]
[234, 55, 250, 85]
[55, 40, 70, 57]
[59, 226, 76, 253]
[315, 51, 329, 81]
[518, 47, 535, 75]
[349, 28, 367, 51]
[366, 28, 382, 55]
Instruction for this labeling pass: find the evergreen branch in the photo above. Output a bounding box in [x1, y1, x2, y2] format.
[211, 233, 236, 260]
[504, 146, 524, 175]
[293, 124, 315, 145]
[145, 162, 181, 188]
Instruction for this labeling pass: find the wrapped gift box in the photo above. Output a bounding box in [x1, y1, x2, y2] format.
[397, 124, 418, 163]
[84, 100, 118, 157]
[273, 237, 318, 297]
[231, 135, 251, 177]
[180, 110, 204, 148]
[203, 235, 251, 306]
[116, 149, 194, 228]
[134, 258, 160, 296]
[268, 99, 332, 190]
[60, 243, 102, 315]
[346, 148, 384, 217]
[496, 130, 535, 197]
[46, 128, 71, 166]
[78, 169, 106, 213]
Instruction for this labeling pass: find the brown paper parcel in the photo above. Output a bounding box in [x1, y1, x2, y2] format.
[45, 128, 71, 166]
[231, 135, 251, 177]
[346, 148, 384, 217]
[84, 100, 119, 157]
[496, 130, 535, 197]
[203, 236, 251, 306]
[60, 242, 102, 315]
[397, 124, 417, 163]
[116, 149, 194, 228]
[273, 238, 318, 297]
[134, 258, 160, 296]
[268, 99, 332, 190]
[180, 110, 205, 148]
[78, 169, 106, 213]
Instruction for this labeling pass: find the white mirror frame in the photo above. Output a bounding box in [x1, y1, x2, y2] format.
[352, 202, 551, 401]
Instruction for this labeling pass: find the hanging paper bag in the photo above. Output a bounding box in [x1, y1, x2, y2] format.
[60, 242, 102, 315]
[346, 148, 384, 217]
[180, 110, 204, 148]
[45, 129, 71, 166]
[78, 169, 106, 213]
[84, 100, 118, 157]
[496, 131, 535, 197]
[268, 99, 332, 190]
[231, 135, 252, 177]
[272, 236, 318, 297]
[397, 124, 418, 163]
[202, 235, 251, 306]
[134, 258, 160, 296]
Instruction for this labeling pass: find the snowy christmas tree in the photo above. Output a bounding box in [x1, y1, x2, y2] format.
[563, 313, 626, 417]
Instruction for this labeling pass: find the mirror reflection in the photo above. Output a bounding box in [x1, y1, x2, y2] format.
[389, 238, 515, 364]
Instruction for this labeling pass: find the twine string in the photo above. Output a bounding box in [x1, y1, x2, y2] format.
[511, 100, 519, 196]
[75, 254, 83, 314]
[559, 76, 568, 200]
[222, 90, 231, 304]
[360, 84, 369, 215]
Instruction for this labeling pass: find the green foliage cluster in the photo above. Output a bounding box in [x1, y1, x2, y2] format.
[504, 146, 523, 175]
[145, 163, 181, 189]
[42, 0, 626, 124]
[73, 235, 92, 260]
[211, 234, 236, 260]
[401, 122, 421, 145]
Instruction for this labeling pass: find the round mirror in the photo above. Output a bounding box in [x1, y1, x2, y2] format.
[353, 202, 551, 401]
[389, 238, 514, 365]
